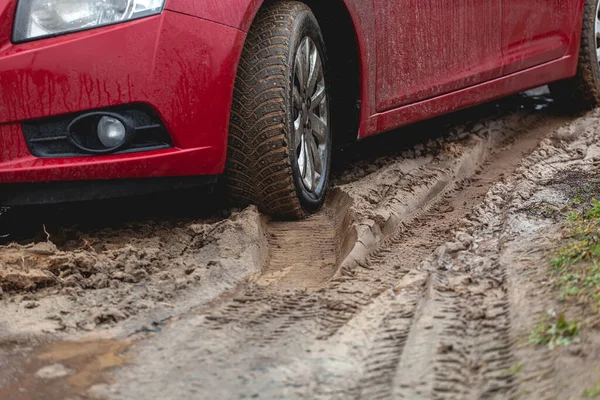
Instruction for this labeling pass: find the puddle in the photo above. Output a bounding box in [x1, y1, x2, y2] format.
[0, 339, 132, 400]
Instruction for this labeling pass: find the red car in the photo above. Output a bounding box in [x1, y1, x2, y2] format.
[0, 0, 596, 218]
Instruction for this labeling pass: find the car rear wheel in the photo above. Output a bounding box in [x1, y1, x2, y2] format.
[226, 1, 331, 219]
[549, 0, 600, 111]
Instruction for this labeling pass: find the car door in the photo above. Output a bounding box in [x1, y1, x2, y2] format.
[374, 1, 503, 112]
[501, 1, 577, 75]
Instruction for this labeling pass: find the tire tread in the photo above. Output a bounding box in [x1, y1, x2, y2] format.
[550, 0, 600, 110]
[226, 1, 314, 219]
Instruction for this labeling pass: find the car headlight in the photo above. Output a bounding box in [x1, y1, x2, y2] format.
[13, 0, 166, 43]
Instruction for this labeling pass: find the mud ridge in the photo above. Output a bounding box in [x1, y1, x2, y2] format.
[0, 207, 271, 339]
[335, 108, 550, 280]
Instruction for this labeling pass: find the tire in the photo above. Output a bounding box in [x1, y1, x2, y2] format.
[225, 1, 332, 220]
[549, 0, 600, 111]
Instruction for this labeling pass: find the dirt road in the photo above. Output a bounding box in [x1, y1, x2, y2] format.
[2, 90, 600, 399]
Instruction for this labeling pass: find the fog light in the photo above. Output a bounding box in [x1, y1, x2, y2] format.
[97, 116, 127, 148]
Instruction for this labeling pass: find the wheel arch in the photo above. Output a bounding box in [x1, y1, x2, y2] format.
[249, 0, 363, 144]
[167, 0, 365, 145]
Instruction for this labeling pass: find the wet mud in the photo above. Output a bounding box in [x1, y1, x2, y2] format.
[3, 90, 599, 399]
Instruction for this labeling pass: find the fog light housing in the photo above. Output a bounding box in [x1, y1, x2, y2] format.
[23, 104, 172, 158]
[67, 112, 134, 154]
[98, 116, 127, 148]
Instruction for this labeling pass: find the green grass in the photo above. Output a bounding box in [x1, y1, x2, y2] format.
[572, 196, 584, 205]
[529, 198, 600, 349]
[527, 181, 600, 392]
[584, 381, 600, 398]
[529, 312, 579, 349]
[551, 198, 600, 313]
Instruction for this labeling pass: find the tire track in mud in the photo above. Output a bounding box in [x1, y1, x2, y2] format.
[336, 139, 536, 399]
[391, 114, 571, 400]
[260, 212, 340, 290]
[424, 267, 515, 399]
[104, 101, 572, 399]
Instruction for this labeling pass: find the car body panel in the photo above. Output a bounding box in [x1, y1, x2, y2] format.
[374, 1, 504, 112]
[165, 0, 263, 31]
[0, 8, 245, 183]
[367, 55, 577, 137]
[164, 0, 378, 139]
[0, 0, 589, 193]
[502, 0, 582, 75]
[360, 0, 585, 137]
[183, 0, 583, 138]
[0, 0, 15, 54]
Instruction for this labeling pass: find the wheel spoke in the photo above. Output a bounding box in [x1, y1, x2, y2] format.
[294, 115, 303, 148]
[298, 135, 307, 178]
[307, 131, 323, 176]
[303, 136, 314, 190]
[295, 44, 308, 90]
[293, 85, 303, 108]
[310, 85, 326, 111]
[304, 38, 311, 88]
[307, 47, 322, 96]
[311, 114, 327, 143]
[596, 17, 600, 39]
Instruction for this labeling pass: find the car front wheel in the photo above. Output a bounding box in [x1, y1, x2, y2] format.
[550, 0, 600, 111]
[226, 1, 332, 219]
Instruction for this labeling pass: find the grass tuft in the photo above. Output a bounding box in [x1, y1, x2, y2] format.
[551, 198, 600, 312]
[529, 311, 579, 349]
[584, 381, 600, 398]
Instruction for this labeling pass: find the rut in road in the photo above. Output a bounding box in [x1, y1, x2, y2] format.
[107, 103, 569, 400]
[260, 211, 341, 290]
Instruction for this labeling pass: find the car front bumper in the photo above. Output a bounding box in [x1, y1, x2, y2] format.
[0, 6, 245, 187]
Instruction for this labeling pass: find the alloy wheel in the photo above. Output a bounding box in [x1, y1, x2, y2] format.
[596, 0, 600, 64]
[292, 36, 329, 194]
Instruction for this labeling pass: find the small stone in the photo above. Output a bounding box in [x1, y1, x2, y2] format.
[130, 269, 149, 282]
[89, 273, 109, 289]
[35, 363, 75, 379]
[568, 345, 583, 356]
[446, 241, 468, 253]
[26, 242, 58, 256]
[111, 272, 136, 283]
[87, 383, 110, 399]
[93, 308, 127, 325]
[437, 343, 453, 354]
[62, 273, 84, 288]
[24, 301, 39, 309]
[158, 271, 173, 281]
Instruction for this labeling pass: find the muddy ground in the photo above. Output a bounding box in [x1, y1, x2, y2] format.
[1, 89, 600, 399]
